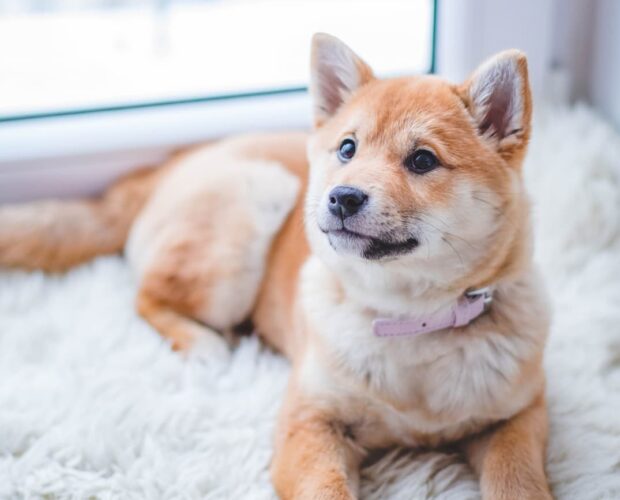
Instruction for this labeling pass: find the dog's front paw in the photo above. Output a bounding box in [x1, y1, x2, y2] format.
[482, 477, 553, 500]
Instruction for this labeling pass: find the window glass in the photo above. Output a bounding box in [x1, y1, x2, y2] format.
[0, 0, 435, 120]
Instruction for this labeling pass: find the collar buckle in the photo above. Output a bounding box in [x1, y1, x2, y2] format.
[465, 286, 494, 311]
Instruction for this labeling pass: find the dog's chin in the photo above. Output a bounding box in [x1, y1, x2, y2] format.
[325, 229, 419, 260]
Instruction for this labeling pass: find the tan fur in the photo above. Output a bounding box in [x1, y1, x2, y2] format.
[271, 377, 364, 500]
[136, 291, 219, 352]
[0, 166, 161, 272]
[269, 36, 550, 499]
[0, 34, 551, 499]
[462, 393, 552, 499]
[126, 133, 305, 352]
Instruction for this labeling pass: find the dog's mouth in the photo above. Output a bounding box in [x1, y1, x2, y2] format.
[323, 227, 419, 260]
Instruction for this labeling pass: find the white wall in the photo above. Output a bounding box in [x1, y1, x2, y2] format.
[437, 0, 620, 130]
[549, 0, 597, 102]
[588, 0, 620, 130]
[436, 0, 554, 96]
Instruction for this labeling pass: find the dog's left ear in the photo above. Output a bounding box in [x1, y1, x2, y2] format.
[459, 50, 532, 166]
[310, 33, 375, 128]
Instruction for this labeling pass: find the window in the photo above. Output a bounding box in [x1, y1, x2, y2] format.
[0, 0, 436, 202]
[0, 0, 436, 121]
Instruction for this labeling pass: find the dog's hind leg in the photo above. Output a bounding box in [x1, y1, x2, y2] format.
[137, 289, 229, 359]
[130, 154, 301, 357]
[134, 232, 250, 358]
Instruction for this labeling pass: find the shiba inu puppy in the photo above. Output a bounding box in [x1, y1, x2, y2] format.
[0, 34, 552, 499]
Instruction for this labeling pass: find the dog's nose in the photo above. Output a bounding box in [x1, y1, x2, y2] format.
[328, 186, 368, 218]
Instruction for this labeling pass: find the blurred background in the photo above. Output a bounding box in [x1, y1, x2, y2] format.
[0, 0, 618, 200]
[0, 0, 432, 117]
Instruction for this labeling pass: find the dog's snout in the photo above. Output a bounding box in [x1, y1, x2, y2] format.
[328, 186, 368, 218]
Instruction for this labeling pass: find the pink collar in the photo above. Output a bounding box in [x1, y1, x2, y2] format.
[372, 287, 493, 337]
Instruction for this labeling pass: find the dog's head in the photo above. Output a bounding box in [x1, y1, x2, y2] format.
[305, 33, 532, 286]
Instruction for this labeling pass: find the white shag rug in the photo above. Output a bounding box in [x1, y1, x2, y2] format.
[1, 104, 620, 500]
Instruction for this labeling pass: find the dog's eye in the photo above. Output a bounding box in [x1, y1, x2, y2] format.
[406, 149, 438, 174]
[337, 138, 356, 162]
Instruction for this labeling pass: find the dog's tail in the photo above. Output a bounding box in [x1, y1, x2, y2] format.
[0, 167, 162, 272]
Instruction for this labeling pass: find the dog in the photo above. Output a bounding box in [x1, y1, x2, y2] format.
[0, 33, 552, 499]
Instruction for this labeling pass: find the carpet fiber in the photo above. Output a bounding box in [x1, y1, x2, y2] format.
[1, 105, 620, 499]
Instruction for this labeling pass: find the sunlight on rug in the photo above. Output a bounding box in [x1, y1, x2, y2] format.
[1, 104, 619, 499]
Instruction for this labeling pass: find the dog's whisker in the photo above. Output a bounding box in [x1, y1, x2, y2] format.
[442, 236, 465, 267]
[414, 216, 478, 251]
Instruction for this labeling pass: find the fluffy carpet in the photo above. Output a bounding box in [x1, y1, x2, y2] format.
[1, 104, 619, 499]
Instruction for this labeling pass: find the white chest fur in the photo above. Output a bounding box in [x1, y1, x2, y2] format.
[298, 257, 550, 448]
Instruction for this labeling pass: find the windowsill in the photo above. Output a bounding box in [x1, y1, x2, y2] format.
[0, 90, 310, 163]
[0, 90, 311, 202]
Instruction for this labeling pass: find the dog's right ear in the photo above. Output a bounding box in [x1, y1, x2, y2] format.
[310, 33, 374, 127]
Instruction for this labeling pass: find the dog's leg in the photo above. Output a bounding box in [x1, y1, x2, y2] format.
[462, 393, 552, 500]
[271, 382, 363, 500]
[127, 155, 300, 358]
